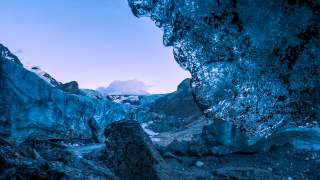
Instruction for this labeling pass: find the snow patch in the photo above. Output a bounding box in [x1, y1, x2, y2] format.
[25, 65, 60, 87]
[141, 121, 159, 137]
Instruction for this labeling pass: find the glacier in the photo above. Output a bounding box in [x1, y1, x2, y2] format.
[127, 0, 320, 145]
[0, 44, 129, 143]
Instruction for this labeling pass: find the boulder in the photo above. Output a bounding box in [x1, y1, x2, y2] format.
[166, 139, 190, 156]
[103, 120, 174, 179]
[149, 78, 202, 119]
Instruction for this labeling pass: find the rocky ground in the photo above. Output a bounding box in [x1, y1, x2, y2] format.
[1, 119, 319, 179]
[159, 136, 320, 179]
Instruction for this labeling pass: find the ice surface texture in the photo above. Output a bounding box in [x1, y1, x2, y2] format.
[128, 0, 320, 143]
[0, 44, 128, 143]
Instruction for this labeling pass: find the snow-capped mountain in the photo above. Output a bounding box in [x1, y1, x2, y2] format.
[97, 80, 150, 95]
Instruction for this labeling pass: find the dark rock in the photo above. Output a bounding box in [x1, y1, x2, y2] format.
[149, 78, 202, 119]
[166, 139, 190, 156]
[210, 146, 234, 155]
[0, 137, 11, 146]
[189, 135, 211, 156]
[59, 81, 80, 94]
[103, 120, 174, 179]
[0, 141, 67, 179]
[212, 167, 273, 180]
[180, 156, 197, 167]
[162, 151, 182, 161]
[0, 137, 115, 179]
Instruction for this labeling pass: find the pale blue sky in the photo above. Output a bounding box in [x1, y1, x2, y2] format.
[0, 0, 190, 93]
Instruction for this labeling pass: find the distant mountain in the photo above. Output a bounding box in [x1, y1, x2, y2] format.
[97, 80, 150, 95]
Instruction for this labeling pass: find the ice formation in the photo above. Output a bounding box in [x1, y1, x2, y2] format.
[128, 0, 320, 144]
[0, 44, 128, 143]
